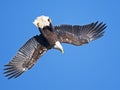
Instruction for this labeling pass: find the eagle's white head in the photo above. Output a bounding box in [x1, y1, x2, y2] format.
[33, 15, 51, 29]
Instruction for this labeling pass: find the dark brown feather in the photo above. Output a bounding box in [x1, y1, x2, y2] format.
[54, 21, 107, 45]
[4, 35, 48, 79]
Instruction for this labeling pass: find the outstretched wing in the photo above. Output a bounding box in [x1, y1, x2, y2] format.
[54, 21, 107, 45]
[4, 35, 48, 79]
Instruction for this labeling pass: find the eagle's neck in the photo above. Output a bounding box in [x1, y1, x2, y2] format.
[39, 25, 57, 46]
[39, 23, 53, 32]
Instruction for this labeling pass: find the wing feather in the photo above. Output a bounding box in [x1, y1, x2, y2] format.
[4, 35, 47, 79]
[54, 21, 107, 45]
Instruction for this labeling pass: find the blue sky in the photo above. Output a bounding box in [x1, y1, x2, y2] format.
[0, 0, 120, 90]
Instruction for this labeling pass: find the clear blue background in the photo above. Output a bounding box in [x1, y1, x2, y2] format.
[0, 0, 120, 90]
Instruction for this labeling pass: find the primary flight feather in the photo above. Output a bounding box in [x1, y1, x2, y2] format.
[4, 15, 107, 79]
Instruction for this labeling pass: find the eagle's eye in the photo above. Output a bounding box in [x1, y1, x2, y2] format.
[48, 18, 51, 22]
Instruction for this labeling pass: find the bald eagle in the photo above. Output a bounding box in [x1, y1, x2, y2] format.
[4, 15, 107, 79]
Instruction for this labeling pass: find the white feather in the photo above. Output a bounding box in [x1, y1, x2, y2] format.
[54, 41, 64, 53]
[33, 15, 50, 29]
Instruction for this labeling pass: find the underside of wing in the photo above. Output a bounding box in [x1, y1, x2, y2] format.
[54, 21, 107, 46]
[4, 35, 48, 79]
